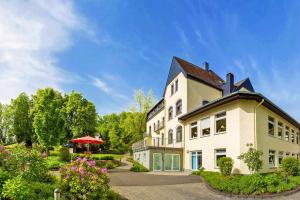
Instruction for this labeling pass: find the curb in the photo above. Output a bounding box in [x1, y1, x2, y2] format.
[199, 176, 300, 199]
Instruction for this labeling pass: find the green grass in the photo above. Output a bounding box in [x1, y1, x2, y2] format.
[195, 170, 300, 195]
[46, 155, 67, 170]
[73, 153, 124, 160]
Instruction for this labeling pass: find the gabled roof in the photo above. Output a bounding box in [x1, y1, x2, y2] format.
[234, 78, 255, 92]
[174, 57, 225, 89]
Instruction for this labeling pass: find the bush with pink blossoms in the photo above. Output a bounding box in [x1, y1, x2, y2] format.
[60, 157, 110, 200]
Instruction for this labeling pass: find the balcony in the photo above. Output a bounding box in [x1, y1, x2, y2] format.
[132, 136, 183, 152]
[154, 123, 164, 133]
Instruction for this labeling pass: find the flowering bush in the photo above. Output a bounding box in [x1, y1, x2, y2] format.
[60, 157, 110, 199]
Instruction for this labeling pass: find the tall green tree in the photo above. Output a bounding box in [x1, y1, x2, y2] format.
[1, 104, 14, 144]
[64, 91, 97, 138]
[10, 93, 33, 145]
[31, 88, 65, 149]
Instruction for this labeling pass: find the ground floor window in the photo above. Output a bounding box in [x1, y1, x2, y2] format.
[278, 151, 283, 166]
[153, 153, 162, 171]
[191, 151, 202, 170]
[269, 150, 275, 167]
[164, 154, 180, 171]
[215, 149, 226, 167]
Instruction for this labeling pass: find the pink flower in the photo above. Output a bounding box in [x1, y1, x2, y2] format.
[100, 168, 108, 173]
[76, 158, 82, 162]
[70, 166, 76, 171]
[87, 160, 95, 166]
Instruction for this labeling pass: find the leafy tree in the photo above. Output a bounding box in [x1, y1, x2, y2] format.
[10, 93, 33, 145]
[31, 88, 65, 150]
[64, 91, 97, 138]
[1, 104, 14, 144]
[238, 147, 263, 174]
[281, 157, 299, 176]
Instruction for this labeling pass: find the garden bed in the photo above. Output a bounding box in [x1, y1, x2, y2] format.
[194, 170, 300, 196]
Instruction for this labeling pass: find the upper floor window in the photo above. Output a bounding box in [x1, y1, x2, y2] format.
[268, 117, 275, 136]
[278, 122, 283, 139]
[171, 84, 174, 95]
[168, 107, 173, 120]
[161, 133, 164, 145]
[291, 129, 295, 143]
[215, 112, 226, 134]
[297, 133, 299, 144]
[168, 129, 173, 144]
[285, 126, 290, 141]
[153, 123, 156, 131]
[175, 79, 178, 92]
[201, 117, 210, 136]
[176, 126, 182, 142]
[190, 122, 198, 139]
[176, 99, 182, 115]
[157, 120, 160, 129]
[162, 117, 165, 125]
[149, 126, 151, 134]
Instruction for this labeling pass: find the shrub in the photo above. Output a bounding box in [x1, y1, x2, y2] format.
[105, 160, 116, 169]
[0, 168, 11, 196]
[217, 157, 233, 176]
[60, 157, 110, 200]
[2, 176, 34, 200]
[281, 157, 299, 176]
[130, 162, 149, 172]
[100, 155, 115, 160]
[238, 147, 263, 174]
[30, 181, 57, 199]
[58, 146, 71, 162]
[47, 160, 64, 170]
[0, 146, 10, 167]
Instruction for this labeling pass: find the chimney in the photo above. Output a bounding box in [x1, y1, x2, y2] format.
[226, 73, 234, 93]
[203, 62, 209, 71]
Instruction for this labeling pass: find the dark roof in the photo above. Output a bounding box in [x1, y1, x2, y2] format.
[179, 91, 300, 128]
[234, 78, 255, 92]
[174, 57, 225, 89]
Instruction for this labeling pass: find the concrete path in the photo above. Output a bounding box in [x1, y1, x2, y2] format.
[109, 161, 300, 200]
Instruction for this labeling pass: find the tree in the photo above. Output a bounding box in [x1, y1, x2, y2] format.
[238, 146, 263, 174]
[31, 88, 65, 149]
[1, 104, 14, 144]
[10, 93, 33, 145]
[64, 91, 97, 138]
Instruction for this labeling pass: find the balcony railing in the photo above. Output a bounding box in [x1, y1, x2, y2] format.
[132, 136, 183, 152]
[154, 124, 164, 133]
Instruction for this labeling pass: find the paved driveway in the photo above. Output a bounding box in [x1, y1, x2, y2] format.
[109, 163, 300, 200]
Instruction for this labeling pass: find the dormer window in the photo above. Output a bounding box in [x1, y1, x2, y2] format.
[168, 106, 173, 120]
[176, 99, 182, 115]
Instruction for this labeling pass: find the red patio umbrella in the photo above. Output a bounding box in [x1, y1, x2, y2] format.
[70, 136, 104, 152]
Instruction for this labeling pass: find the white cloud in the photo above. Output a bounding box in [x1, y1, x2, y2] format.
[92, 77, 129, 101]
[0, 0, 90, 103]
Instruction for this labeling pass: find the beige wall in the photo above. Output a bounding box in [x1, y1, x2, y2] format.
[146, 108, 165, 146]
[182, 99, 300, 174]
[187, 78, 222, 112]
[256, 105, 300, 173]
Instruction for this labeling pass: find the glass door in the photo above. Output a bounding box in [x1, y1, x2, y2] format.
[153, 153, 162, 171]
[164, 154, 180, 171]
[191, 151, 202, 170]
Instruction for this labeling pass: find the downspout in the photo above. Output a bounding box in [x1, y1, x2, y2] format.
[254, 98, 264, 149]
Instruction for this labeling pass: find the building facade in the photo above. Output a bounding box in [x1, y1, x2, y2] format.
[132, 57, 300, 174]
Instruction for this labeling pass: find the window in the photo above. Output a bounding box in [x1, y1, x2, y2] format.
[153, 123, 156, 131]
[297, 133, 299, 144]
[285, 126, 290, 141]
[215, 112, 226, 134]
[278, 122, 283, 139]
[190, 122, 198, 139]
[215, 149, 226, 167]
[162, 117, 165, 125]
[268, 117, 275, 136]
[157, 120, 160, 129]
[175, 79, 178, 92]
[161, 133, 164, 146]
[176, 99, 182, 115]
[168, 107, 173, 120]
[291, 130, 295, 143]
[201, 117, 210, 136]
[171, 84, 174, 95]
[286, 152, 290, 157]
[176, 126, 183, 142]
[149, 126, 151, 134]
[191, 151, 202, 170]
[164, 154, 180, 171]
[292, 153, 295, 157]
[269, 150, 275, 167]
[278, 151, 283, 166]
[168, 130, 173, 144]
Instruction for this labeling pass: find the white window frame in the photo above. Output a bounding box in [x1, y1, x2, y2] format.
[268, 116, 275, 136]
[269, 150, 276, 168]
[278, 122, 283, 139]
[164, 154, 180, 171]
[200, 117, 210, 137]
[191, 151, 202, 171]
[215, 111, 226, 134]
[285, 126, 290, 141]
[291, 130, 295, 143]
[190, 122, 198, 139]
[176, 126, 183, 143]
[278, 151, 283, 166]
[215, 148, 226, 168]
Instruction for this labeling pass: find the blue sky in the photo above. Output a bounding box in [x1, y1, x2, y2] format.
[1, 1, 300, 121]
